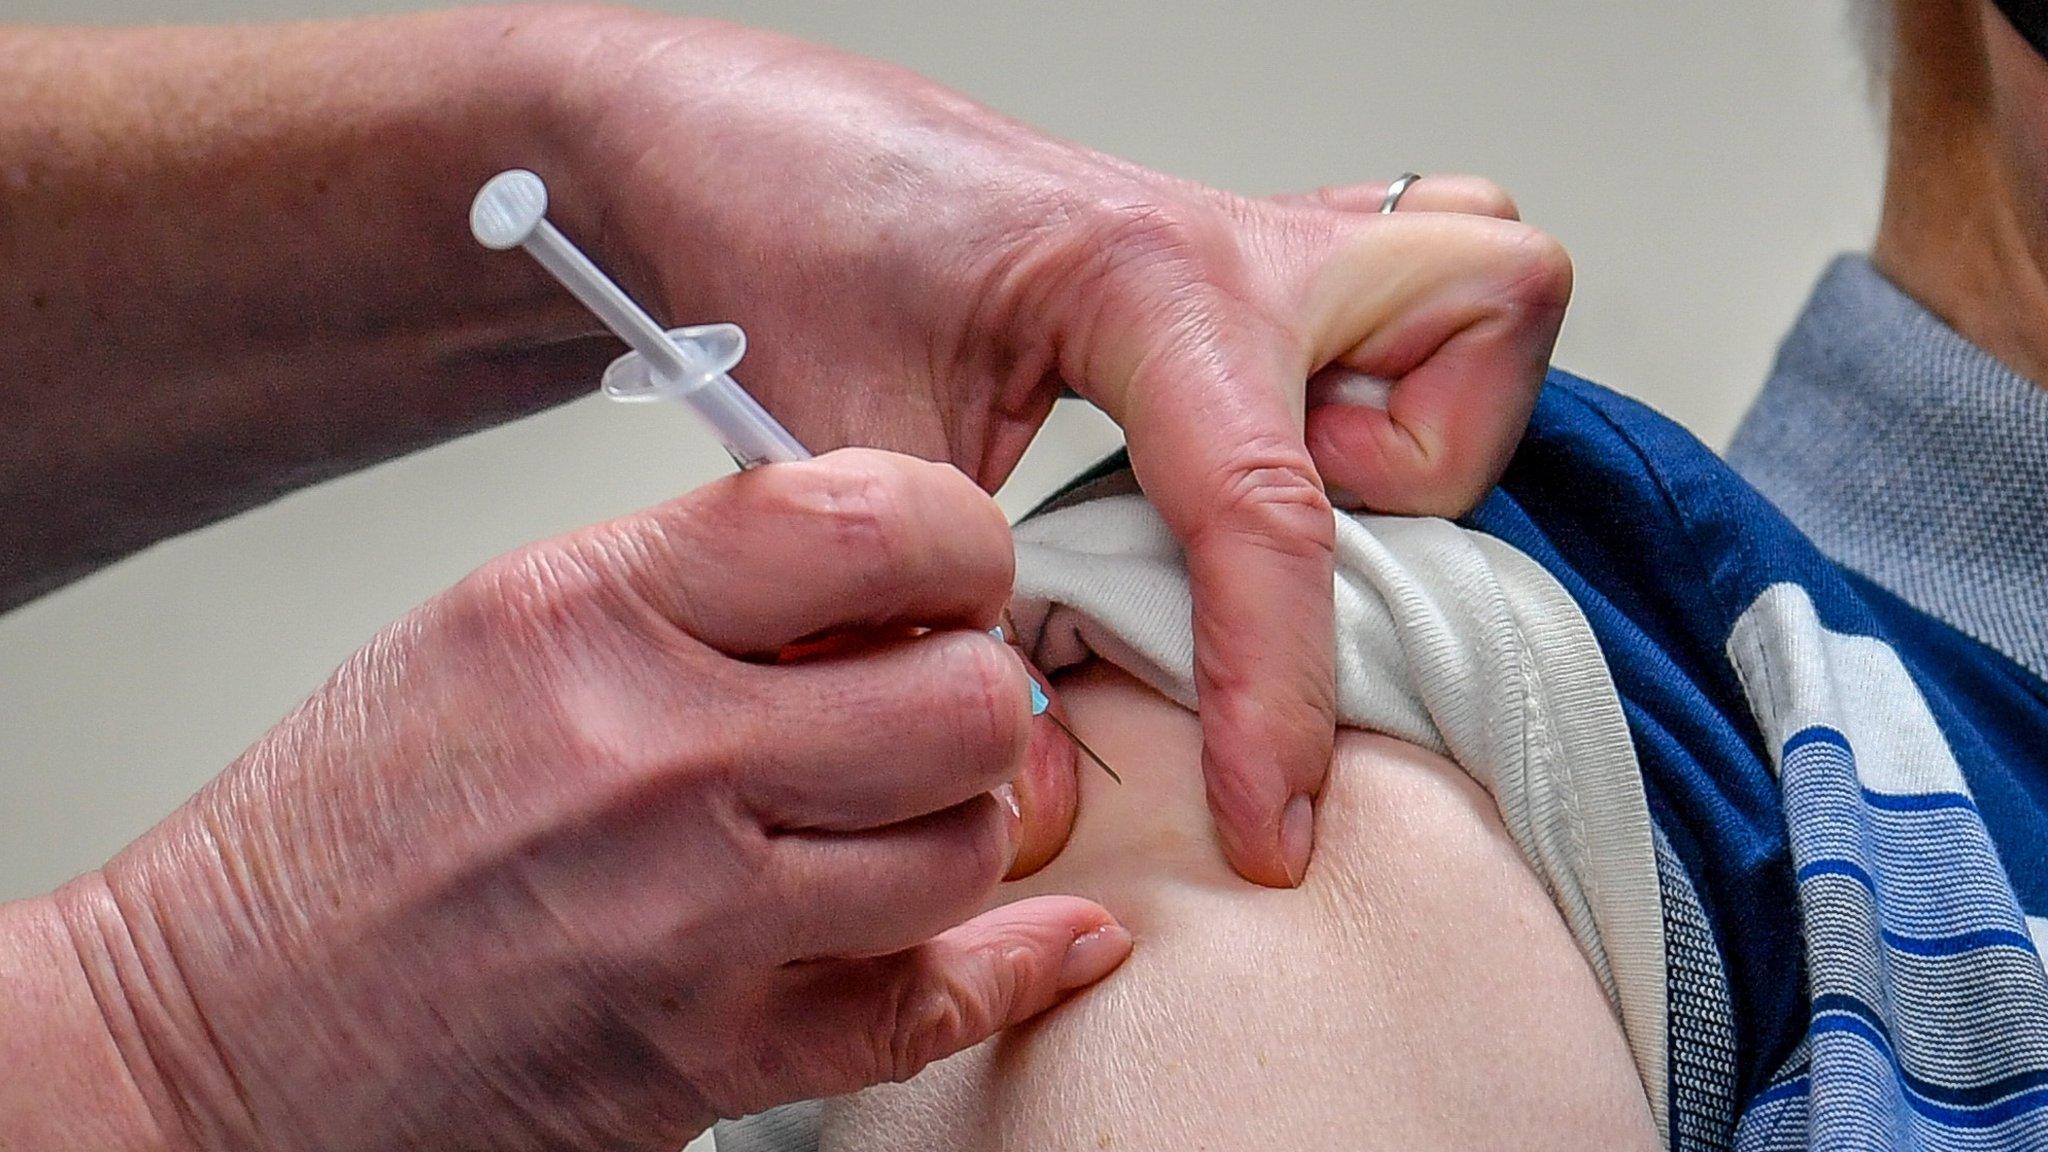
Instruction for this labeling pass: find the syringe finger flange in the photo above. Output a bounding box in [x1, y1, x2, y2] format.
[601, 323, 748, 403]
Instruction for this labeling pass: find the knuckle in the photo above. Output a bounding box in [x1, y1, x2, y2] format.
[1200, 443, 1337, 562]
[1089, 197, 1207, 263]
[876, 967, 998, 1084]
[1310, 183, 1361, 212]
[1057, 194, 1222, 304]
[1206, 683, 1333, 794]
[454, 537, 743, 778]
[782, 453, 924, 587]
[1450, 175, 1521, 220]
[1495, 224, 1575, 309]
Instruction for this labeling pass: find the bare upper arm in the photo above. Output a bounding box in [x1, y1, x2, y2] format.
[824, 661, 1656, 1151]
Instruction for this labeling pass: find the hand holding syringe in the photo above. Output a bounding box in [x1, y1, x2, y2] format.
[470, 169, 1117, 779]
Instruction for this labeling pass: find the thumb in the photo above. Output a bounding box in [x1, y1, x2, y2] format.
[763, 897, 1130, 1098]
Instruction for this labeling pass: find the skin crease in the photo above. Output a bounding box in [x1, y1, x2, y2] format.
[826, 663, 1658, 1152]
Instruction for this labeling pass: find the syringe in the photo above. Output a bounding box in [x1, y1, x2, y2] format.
[469, 169, 811, 470]
[467, 169, 1118, 782]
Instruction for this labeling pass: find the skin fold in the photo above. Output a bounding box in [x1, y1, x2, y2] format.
[827, 662, 1658, 1151]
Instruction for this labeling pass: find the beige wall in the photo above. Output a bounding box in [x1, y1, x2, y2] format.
[0, 1, 1885, 902]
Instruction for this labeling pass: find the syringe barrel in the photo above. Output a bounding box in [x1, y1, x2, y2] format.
[686, 373, 814, 469]
[471, 170, 810, 470]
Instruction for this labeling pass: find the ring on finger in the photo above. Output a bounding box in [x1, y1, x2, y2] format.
[1379, 172, 1424, 214]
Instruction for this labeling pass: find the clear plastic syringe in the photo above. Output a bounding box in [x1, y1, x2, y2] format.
[469, 169, 812, 470]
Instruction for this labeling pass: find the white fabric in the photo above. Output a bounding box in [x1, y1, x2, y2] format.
[1008, 492, 1671, 1137]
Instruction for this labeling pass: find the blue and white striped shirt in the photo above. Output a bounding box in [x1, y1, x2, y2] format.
[1473, 255, 2048, 1149]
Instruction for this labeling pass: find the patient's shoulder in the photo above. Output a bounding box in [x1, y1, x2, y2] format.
[825, 664, 1657, 1151]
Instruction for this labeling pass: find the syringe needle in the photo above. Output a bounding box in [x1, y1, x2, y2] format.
[1046, 712, 1122, 784]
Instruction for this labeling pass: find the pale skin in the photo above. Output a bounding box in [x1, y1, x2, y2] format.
[826, 663, 1658, 1151]
[0, 5, 1575, 1149]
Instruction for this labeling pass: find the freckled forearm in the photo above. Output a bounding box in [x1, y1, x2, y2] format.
[0, 6, 647, 608]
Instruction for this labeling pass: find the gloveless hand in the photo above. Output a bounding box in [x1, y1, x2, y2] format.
[53, 451, 1128, 1151]
[532, 7, 1572, 886]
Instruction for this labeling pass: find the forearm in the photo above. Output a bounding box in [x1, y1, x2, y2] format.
[0, 5, 641, 607]
[0, 890, 173, 1152]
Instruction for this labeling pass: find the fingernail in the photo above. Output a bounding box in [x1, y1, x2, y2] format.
[1057, 923, 1133, 990]
[994, 782, 1023, 870]
[1281, 793, 1315, 886]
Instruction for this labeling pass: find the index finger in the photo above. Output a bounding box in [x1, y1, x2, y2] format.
[590, 447, 1015, 655]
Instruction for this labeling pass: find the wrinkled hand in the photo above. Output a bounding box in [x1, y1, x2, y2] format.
[55, 450, 1129, 1151]
[539, 10, 1571, 886]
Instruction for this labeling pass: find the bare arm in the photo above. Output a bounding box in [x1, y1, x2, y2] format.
[0, 8, 620, 607]
[827, 663, 1657, 1150]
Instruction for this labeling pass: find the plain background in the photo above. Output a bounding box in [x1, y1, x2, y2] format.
[0, 3, 1885, 907]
